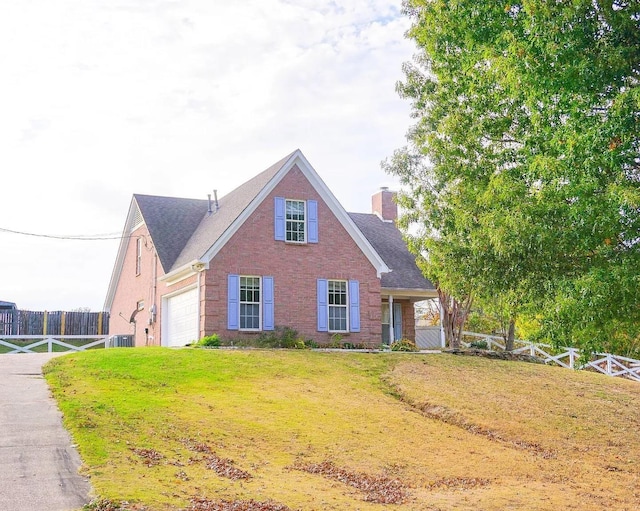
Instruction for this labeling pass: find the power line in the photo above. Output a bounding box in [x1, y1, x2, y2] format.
[0, 226, 134, 241]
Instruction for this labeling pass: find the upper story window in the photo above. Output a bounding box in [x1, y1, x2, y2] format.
[274, 197, 318, 243]
[136, 237, 143, 275]
[286, 200, 306, 242]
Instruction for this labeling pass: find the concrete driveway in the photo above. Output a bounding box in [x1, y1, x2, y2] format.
[0, 353, 92, 511]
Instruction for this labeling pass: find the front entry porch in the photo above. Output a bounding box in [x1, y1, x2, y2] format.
[382, 301, 405, 345]
[381, 288, 439, 346]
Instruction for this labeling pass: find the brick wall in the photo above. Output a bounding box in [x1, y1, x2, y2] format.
[401, 301, 416, 341]
[201, 164, 382, 346]
[108, 224, 161, 346]
[371, 188, 397, 222]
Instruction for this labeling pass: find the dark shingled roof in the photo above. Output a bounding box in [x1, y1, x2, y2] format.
[131, 152, 432, 293]
[133, 151, 295, 273]
[348, 213, 435, 291]
[172, 152, 293, 269]
[134, 194, 208, 273]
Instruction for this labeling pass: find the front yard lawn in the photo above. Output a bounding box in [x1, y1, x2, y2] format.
[44, 348, 640, 510]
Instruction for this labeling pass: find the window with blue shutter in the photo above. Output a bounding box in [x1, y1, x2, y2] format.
[274, 197, 285, 241]
[307, 200, 318, 243]
[263, 276, 274, 331]
[239, 276, 261, 330]
[317, 279, 328, 332]
[275, 197, 319, 244]
[349, 280, 360, 332]
[327, 280, 348, 332]
[318, 279, 358, 333]
[227, 274, 239, 330]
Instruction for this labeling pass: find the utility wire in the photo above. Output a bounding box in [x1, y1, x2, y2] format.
[0, 226, 135, 241]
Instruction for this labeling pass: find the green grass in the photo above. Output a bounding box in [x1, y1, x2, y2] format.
[44, 348, 640, 511]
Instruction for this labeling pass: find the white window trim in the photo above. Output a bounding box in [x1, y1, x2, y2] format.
[135, 237, 142, 276]
[239, 275, 262, 331]
[285, 199, 306, 244]
[327, 279, 349, 333]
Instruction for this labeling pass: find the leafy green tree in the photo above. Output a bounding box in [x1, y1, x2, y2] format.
[386, 1, 640, 352]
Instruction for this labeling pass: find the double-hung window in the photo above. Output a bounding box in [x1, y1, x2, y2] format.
[239, 276, 261, 330]
[274, 197, 318, 243]
[286, 200, 306, 242]
[228, 274, 274, 331]
[327, 280, 348, 332]
[317, 279, 360, 333]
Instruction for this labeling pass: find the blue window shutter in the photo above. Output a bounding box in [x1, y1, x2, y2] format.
[317, 279, 328, 332]
[227, 274, 239, 330]
[349, 280, 360, 332]
[307, 200, 318, 243]
[263, 276, 274, 331]
[274, 197, 285, 241]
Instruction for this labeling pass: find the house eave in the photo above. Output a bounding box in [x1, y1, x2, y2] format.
[160, 260, 208, 285]
[104, 198, 143, 312]
[381, 287, 438, 300]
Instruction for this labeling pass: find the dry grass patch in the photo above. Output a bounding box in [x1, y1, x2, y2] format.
[188, 498, 293, 511]
[426, 477, 491, 491]
[388, 355, 640, 508]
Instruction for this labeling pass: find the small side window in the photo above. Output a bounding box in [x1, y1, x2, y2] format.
[136, 237, 142, 275]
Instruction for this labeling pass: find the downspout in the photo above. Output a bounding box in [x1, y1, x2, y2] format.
[192, 262, 207, 341]
[196, 269, 202, 341]
[149, 251, 158, 346]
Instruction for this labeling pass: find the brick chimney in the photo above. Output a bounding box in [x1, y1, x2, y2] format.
[372, 187, 397, 222]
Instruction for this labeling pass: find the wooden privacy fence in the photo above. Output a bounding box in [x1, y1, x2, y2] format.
[0, 309, 109, 336]
[462, 331, 640, 382]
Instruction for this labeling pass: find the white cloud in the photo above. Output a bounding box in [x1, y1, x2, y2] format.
[0, 0, 416, 310]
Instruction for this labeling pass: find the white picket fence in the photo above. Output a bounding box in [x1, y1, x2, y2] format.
[461, 331, 640, 382]
[0, 335, 113, 354]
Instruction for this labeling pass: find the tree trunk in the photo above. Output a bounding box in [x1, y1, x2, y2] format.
[438, 288, 472, 349]
[505, 317, 516, 352]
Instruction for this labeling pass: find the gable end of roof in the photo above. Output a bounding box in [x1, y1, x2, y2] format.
[195, 150, 390, 277]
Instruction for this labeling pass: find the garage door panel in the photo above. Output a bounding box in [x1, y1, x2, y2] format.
[166, 288, 198, 347]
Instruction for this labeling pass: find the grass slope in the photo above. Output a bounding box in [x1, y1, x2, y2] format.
[44, 348, 640, 511]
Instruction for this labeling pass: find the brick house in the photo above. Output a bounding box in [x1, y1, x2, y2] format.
[104, 150, 436, 347]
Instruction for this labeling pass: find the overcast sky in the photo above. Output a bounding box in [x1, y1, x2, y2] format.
[0, 0, 415, 311]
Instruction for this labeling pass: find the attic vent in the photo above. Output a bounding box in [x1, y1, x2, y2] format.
[131, 204, 144, 232]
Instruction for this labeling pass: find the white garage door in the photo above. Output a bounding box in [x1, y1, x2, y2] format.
[165, 288, 199, 347]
